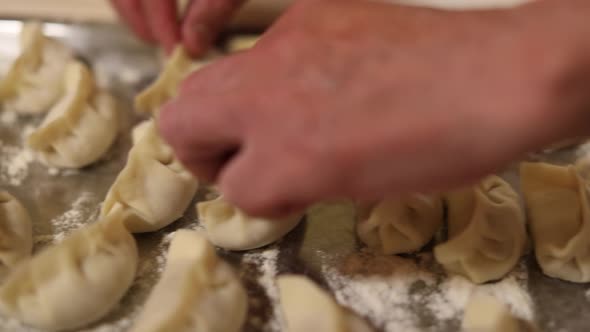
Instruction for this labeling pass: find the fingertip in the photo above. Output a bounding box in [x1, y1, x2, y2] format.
[182, 22, 213, 57]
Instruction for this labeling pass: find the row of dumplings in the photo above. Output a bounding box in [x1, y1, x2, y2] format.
[0, 22, 119, 169]
[0, 190, 538, 332]
[0, 192, 350, 332]
[0, 22, 311, 331]
[358, 161, 590, 285]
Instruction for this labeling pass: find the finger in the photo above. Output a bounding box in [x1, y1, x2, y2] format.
[218, 145, 321, 218]
[141, 0, 181, 54]
[110, 0, 155, 42]
[182, 0, 246, 57]
[158, 92, 243, 183]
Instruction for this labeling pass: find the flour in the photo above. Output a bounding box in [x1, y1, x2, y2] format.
[33, 191, 98, 246]
[323, 251, 534, 331]
[0, 140, 35, 186]
[243, 247, 282, 332]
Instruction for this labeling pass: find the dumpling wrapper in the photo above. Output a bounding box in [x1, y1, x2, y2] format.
[0, 191, 32, 275]
[521, 162, 590, 282]
[197, 196, 303, 251]
[277, 275, 374, 332]
[129, 230, 247, 332]
[134, 46, 215, 116]
[462, 294, 538, 332]
[226, 35, 260, 52]
[0, 22, 72, 114]
[27, 60, 118, 168]
[434, 175, 526, 284]
[356, 194, 443, 255]
[101, 120, 198, 233]
[0, 208, 138, 331]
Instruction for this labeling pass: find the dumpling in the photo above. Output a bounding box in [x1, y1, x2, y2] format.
[196, 196, 303, 251]
[0, 209, 137, 331]
[131, 119, 152, 144]
[129, 230, 247, 332]
[434, 175, 526, 284]
[0, 191, 33, 274]
[462, 294, 538, 332]
[226, 35, 260, 53]
[520, 162, 590, 282]
[101, 120, 198, 233]
[277, 275, 374, 332]
[0, 22, 72, 114]
[356, 194, 443, 254]
[27, 60, 119, 168]
[135, 46, 214, 116]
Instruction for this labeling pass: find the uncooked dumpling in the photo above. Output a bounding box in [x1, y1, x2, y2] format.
[101, 120, 198, 233]
[520, 162, 590, 282]
[462, 294, 538, 332]
[135, 46, 215, 116]
[197, 196, 303, 251]
[356, 194, 443, 254]
[129, 230, 247, 332]
[277, 275, 374, 332]
[131, 119, 152, 144]
[434, 175, 526, 284]
[226, 35, 260, 52]
[27, 60, 118, 168]
[0, 22, 72, 114]
[0, 209, 137, 331]
[0, 191, 32, 275]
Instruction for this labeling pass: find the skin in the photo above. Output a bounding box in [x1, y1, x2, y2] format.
[109, 0, 245, 55]
[113, 0, 590, 217]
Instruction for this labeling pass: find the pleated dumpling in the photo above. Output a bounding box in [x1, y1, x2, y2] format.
[434, 176, 526, 284]
[520, 162, 590, 282]
[27, 60, 119, 168]
[0, 22, 72, 114]
[197, 196, 303, 251]
[356, 194, 443, 254]
[277, 275, 374, 332]
[130, 230, 247, 332]
[135, 46, 214, 115]
[101, 120, 198, 233]
[0, 209, 138, 331]
[0, 191, 33, 274]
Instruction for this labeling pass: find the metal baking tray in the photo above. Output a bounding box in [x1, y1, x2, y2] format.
[0, 20, 589, 332]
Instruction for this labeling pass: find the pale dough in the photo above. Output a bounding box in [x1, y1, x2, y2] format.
[356, 194, 443, 255]
[197, 196, 303, 251]
[129, 230, 248, 332]
[134, 46, 215, 116]
[27, 60, 118, 168]
[277, 275, 374, 332]
[521, 162, 590, 282]
[0, 22, 72, 114]
[0, 191, 32, 276]
[434, 175, 526, 284]
[0, 208, 137, 331]
[101, 120, 198, 233]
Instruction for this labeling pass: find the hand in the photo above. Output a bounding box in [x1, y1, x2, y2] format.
[160, 0, 590, 217]
[110, 0, 245, 55]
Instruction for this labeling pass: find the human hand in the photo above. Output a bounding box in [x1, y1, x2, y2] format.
[159, 0, 590, 217]
[110, 0, 245, 55]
